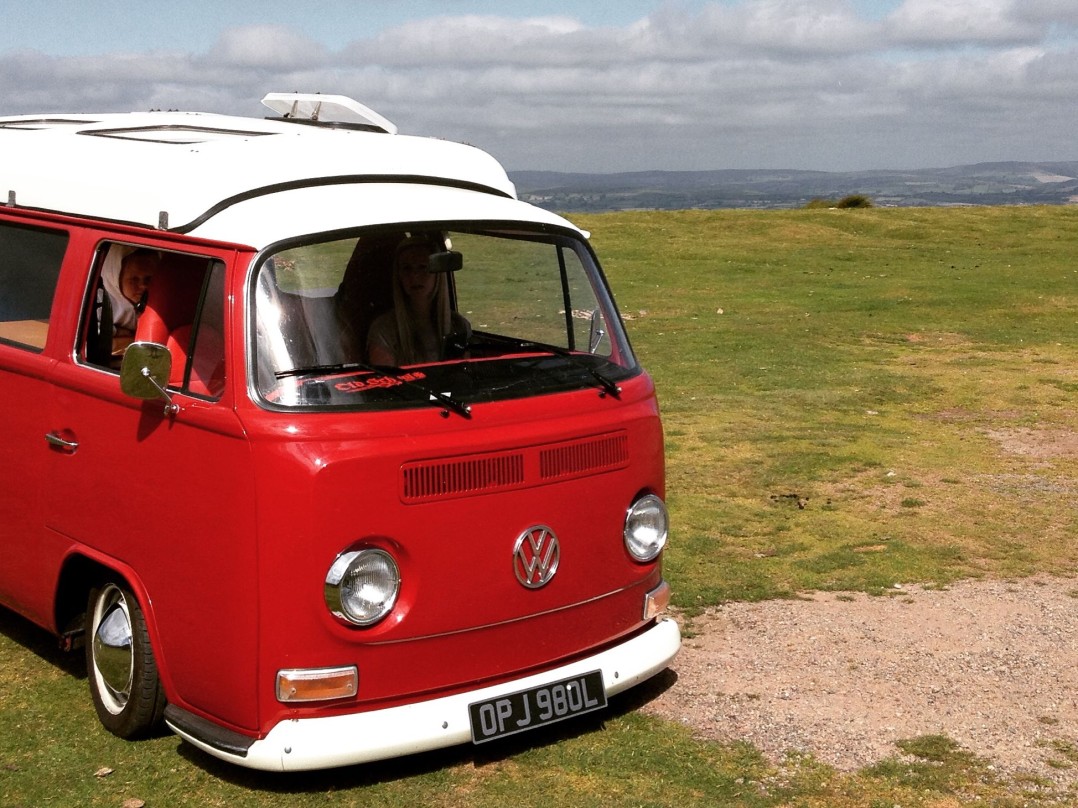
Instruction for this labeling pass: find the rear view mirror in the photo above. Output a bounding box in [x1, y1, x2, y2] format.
[120, 342, 178, 415]
[428, 250, 463, 274]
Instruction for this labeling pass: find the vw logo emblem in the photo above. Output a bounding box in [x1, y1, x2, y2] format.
[513, 526, 560, 589]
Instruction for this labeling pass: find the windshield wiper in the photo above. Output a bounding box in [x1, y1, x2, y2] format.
[275, 361, 364, 380]
[274, 361, 472, 418]
[476, 332, 622, 398]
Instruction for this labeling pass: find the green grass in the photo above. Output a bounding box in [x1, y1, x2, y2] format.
[579, 206, 1078, 607]
[3, 206, 1077, 806]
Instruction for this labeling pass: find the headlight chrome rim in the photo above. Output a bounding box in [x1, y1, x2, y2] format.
[623, 494, 668, 562]
[324, 548, 400, 626]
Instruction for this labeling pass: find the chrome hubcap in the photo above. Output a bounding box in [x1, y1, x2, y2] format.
[93, 586, 133, 714]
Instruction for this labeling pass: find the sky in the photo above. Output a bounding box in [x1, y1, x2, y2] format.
[2, 0, 1077, 173]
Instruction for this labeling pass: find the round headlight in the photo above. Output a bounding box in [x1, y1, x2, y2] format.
[623, 494, 669, 562]
[324, 549, 400, 626]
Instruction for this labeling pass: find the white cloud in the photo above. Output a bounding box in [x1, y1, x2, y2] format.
[1, 2, 1077, 171]
[885, 0, 1043, 46]
[1016, 0, 1078, 28]
[353, 15, 587, 66]
[206, 25, 328, 70]
[701, 0, 883, 55]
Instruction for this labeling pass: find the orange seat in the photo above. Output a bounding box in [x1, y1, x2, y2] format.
[135, 254, 224, 396]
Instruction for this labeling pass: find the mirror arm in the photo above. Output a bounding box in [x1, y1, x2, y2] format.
[587, 308, 606, 354]
[141, 366, 180, 417]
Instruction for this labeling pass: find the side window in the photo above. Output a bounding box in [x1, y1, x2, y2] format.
[185, 260, 226, 398]
[0, 220, 68, 351]
[82, 243, 157, 367]
[81, 244, 227, 400]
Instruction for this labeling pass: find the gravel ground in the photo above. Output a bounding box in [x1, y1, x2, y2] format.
[643, 576, 1078, 791]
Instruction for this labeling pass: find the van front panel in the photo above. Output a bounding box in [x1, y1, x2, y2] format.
[242, 374, 665, 731]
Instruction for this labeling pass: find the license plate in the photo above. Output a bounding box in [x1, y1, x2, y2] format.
[468, 670, 607, 744]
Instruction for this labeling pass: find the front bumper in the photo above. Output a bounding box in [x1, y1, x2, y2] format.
[167, 616, 681, 772]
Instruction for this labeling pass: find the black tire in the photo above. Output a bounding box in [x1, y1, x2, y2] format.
[85, 581, 167, 738]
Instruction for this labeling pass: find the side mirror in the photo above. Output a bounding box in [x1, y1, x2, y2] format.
[120, 342, 178, 415]
[428, 250, 463, 274]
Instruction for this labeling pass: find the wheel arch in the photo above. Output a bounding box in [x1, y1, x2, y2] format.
[54, 551, 168, 680]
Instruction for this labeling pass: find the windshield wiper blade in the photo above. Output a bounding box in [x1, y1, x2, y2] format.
[275, 361, 471, 418]
[275, 362, 363, 380]
[477, 332, 621, 398]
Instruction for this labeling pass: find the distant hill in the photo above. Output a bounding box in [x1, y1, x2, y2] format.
[510, 162, 1078, 212]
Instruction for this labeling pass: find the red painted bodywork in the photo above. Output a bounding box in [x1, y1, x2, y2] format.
[0, 208, 667, 744]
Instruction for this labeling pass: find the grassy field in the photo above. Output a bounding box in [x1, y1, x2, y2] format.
[579, 206, 1078, 609]
[2, 206, 1076, 806]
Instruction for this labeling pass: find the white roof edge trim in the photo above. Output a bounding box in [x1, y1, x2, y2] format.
[186, 183, 579, 250]
[174, 174, 515, 235]
[261, 93, 398, 134]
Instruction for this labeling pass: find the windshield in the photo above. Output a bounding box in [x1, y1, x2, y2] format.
[252, 227, 638, 411]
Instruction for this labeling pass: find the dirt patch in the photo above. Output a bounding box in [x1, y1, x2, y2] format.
[644, 577, 1078, 790]
[903, 332, 971, 347]
[983, 427, 1078, 459]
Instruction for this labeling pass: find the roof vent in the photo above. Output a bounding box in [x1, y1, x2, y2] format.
[261, 93, 398, 135]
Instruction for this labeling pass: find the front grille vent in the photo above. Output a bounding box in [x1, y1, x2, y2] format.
[400, 430, 629, 503]
[402, 452, 525, 502]
[539, 433, 630, 481]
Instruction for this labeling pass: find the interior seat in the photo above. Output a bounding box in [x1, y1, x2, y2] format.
[134, 253, 224, 397]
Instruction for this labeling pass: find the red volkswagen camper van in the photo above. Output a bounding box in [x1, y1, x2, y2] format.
[0, 94, 679, 771]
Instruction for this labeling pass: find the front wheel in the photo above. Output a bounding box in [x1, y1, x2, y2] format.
[85, 581, 166, 738]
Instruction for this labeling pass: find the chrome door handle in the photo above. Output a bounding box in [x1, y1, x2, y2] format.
[45, 432, 79, 453]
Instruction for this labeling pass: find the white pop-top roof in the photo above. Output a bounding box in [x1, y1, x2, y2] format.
[0, 94, 573, 249]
